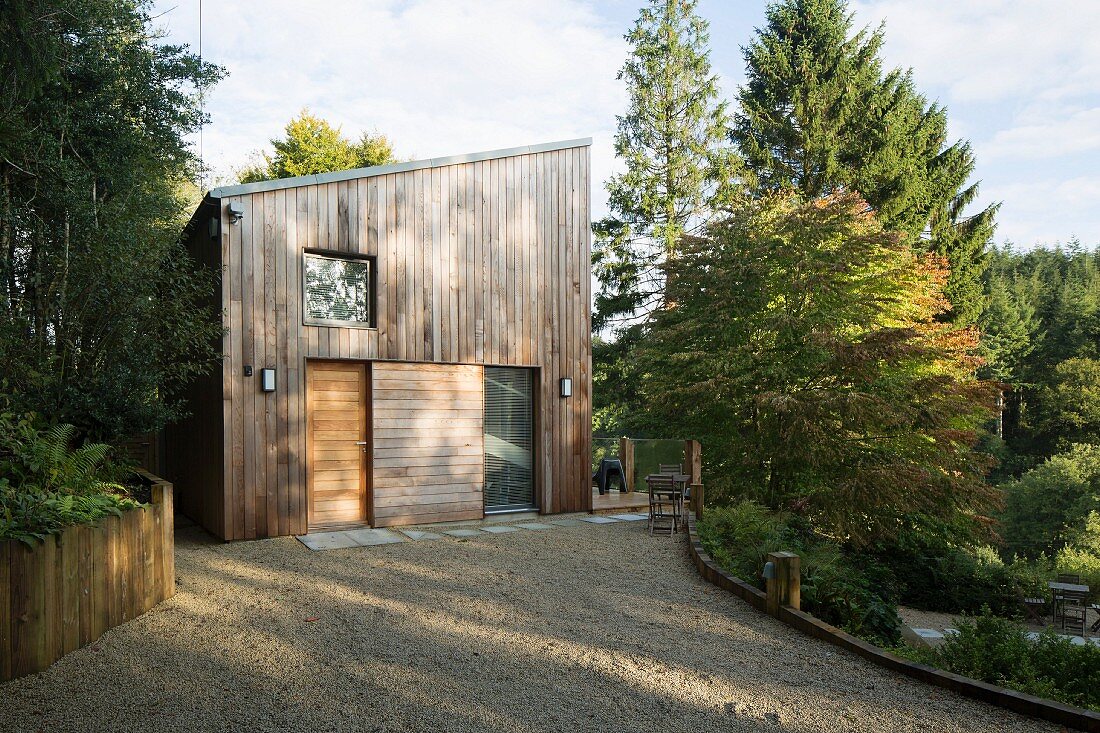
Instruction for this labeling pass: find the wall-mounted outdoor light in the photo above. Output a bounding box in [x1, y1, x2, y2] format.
[560, 377, 572, 398]
[227, 201, 245, 224]
[208, 217, 219, 240]
[260, 368, 276, 393]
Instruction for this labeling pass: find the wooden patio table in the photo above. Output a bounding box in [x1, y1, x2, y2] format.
[645, 473, 691, 532]
[1048, 581, 1089, 625]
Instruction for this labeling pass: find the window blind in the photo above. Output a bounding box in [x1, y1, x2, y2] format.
[483, 367, 534, 511]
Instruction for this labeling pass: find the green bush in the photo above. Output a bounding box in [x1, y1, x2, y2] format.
[869, 531, 1047, 616]
[1056, 545, 1100, 591]
[0, 413, 139, 545]
[900, 611, 1100, 711]
[698, 501, 901, 646]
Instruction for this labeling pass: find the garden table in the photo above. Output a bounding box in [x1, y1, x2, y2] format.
[1048, 581, 1089, 625]
[645, 473, 690, 532]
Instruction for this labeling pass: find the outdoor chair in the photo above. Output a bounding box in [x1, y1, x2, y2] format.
[1090, 603, 1100, 634]
[1051, 572, 1086, 620]
[1057, 589, 1089, 628]
[1022, 597, 1046, 624]
[1062, 600, 1087, 635]
[647, 474, 680, 536]
[657, 463, 689, 513]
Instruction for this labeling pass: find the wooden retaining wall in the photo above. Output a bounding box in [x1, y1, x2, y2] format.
[685, 512, 1100, 732]
[0, 477, 174, 682]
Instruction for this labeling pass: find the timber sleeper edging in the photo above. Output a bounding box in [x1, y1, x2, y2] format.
[684, 512, 1100, 733]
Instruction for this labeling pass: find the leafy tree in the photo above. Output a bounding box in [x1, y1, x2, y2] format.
[1033, 358, 1100, 450]
[0, 0, 224, 440]
[636, 192, 997, 546]
[238, 109, 397, 183]
[592, 0, 738, 331]
[734, 0, 998, 324]
[1001, 444, 1100, 559]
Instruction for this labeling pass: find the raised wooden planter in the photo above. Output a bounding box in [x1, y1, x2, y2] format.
[0, 474, 175, 682]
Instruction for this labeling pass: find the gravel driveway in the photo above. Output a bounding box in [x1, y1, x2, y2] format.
[0, 519, 1058, 732]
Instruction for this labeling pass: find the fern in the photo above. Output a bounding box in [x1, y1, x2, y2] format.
[0, 415, 140, 544]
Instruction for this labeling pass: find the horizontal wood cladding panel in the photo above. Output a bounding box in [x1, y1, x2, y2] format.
[211, 145, 590, 539]
[371, 362, 484, 527]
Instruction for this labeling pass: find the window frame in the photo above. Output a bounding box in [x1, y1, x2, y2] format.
[301, 249, 377, 329]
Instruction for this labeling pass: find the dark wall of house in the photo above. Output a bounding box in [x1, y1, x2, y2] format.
[164, 202, 226, 537]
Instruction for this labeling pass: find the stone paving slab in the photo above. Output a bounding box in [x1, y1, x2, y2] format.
[299, 513, 637, 551]
[297, 532, 362, 551]
[443, 529, 485, 538]
[400, 529, 444, 541]
[345, 528, 406, 546]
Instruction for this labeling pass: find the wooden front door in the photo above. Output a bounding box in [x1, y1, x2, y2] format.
[307, 361, 369, 529]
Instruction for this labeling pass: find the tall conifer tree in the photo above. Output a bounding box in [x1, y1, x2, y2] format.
[734, 0, 997, 323]
[592, 0, 737, 331]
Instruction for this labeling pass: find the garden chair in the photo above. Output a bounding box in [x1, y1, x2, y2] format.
[1062, 599, 1087, 636]
[647, 474, 680, 536]
[1090, 604, 1100, 634]
[1057, 573, 1082, 584]
[1022, 597, 1046, 624]
[658, 463, 684, 475]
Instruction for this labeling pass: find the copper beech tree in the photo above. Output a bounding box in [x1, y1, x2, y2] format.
[638, 192, 999, 546]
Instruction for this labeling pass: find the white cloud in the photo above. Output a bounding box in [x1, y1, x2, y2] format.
[984, 175, 1100, 247]
[985, 107, 1100, 160]
[153, 0, 627, 208]
[850, 1, 1100, 105]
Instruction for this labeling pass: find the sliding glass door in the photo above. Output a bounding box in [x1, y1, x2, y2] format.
[483, 367, 535, 512]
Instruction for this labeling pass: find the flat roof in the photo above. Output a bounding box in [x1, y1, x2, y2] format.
[208, 137, 593, 198]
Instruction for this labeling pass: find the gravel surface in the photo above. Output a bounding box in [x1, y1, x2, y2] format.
[0, 520, 1059, 732]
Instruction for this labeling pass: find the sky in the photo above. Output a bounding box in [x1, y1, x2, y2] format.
[150, 0, 1100, 249]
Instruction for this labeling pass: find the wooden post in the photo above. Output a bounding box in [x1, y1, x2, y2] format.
[765, 551, 801, 616]
[690, 484, 704, 519]
[684, 439, 701, 485]
[618, 437, 634, 493]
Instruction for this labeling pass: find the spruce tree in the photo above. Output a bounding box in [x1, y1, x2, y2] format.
[592, 0, 737, 331]
[734, 0, 998, 323]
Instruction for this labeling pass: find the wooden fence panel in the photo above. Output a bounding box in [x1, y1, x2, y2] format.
[0, 477, 175, 682]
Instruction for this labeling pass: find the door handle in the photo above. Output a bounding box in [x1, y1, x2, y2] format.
[355, 441, 368, 446]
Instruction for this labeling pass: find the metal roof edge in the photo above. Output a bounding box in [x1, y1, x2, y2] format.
[207, 137, 593, 198]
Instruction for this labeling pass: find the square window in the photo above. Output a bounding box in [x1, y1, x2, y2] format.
[303, 253, 373, 326]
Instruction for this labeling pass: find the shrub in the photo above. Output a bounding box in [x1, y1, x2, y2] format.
[1001, 444, 1100, 559]
[1056, 545, 1100, 591]
[869, 531, 1046, 616]
[900, 610, 1100, 711]
[0, 413, 140, 545]
[699, 501, 901, 646]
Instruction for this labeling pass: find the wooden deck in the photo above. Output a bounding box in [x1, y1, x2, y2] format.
[591, 488, 649, 514]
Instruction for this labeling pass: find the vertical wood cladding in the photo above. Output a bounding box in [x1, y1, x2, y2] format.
[184, 143, 590, 540]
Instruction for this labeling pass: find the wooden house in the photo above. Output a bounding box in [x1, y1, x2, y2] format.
[166, 138, 593, 540]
